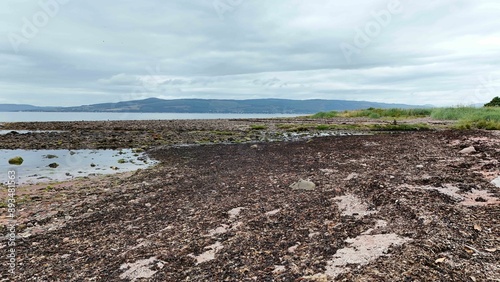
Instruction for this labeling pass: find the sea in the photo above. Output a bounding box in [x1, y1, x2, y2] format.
[0, 112, 302, 122]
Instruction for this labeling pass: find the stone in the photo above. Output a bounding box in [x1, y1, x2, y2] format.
[48, 163, 59, 168]
[459, 146, 476, 154]
[8, 156, 23, 165]
[345, 173, 359, 180]
[491, 177, 500, 188]
[290, 179, 316, 191]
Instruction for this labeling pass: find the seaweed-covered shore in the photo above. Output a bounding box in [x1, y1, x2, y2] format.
[0, 119, 499, 281]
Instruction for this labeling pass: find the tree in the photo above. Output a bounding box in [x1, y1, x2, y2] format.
[484, 96, 500, 107]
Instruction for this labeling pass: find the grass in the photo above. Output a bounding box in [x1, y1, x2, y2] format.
[250, 124, 267, 130]
[312, 108, 432, 119]
[312, 106, 500, 130]
[431, 107, 500, 130]
[316, 124, 330, 130]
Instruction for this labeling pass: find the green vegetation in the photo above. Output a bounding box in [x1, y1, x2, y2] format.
[117, 159, 127, 164]
[484, 96, 500, 107]
[8, 156, 24, 165]
[45, 185, 55, 192]
[316, 124, 330, 130]
[313, 106, 500, 130]
[250, 124, 267, 130]
[431, 107, 500, 129]
[311, 111, 339, 118]
[312, 108, 432, 119]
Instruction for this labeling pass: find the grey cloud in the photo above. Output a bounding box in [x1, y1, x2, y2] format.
[0, 0, 499, 106]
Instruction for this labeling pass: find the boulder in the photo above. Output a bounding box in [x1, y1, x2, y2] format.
[290, 179, 316, 191]
[459, 146, 476, 154]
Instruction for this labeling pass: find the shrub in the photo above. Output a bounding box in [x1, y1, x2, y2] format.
[484, 96, 500, 107]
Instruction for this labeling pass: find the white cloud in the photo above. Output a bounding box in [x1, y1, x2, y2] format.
[0, 0, 498, 106]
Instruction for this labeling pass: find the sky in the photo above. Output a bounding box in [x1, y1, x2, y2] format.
[1, 0, 499, 107]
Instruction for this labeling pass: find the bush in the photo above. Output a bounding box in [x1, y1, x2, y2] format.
[485, 96, 500, 107]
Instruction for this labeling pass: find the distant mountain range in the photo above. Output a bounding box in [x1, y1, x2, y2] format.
[0, 98, 432, 114]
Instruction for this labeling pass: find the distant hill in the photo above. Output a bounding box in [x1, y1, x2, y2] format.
[0, 98, 431, 114]
[0, 104, 55, 112]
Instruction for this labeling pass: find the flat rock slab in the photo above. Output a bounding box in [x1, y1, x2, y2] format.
[119, 257, 164, 281]
[290, 179, 316, 190]
[325, 234, 411, 279]
[334, 194, 377, 218]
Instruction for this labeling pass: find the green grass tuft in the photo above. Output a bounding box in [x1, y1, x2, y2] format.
[311, 111, 339, 118]
[250, 124, 267, 130]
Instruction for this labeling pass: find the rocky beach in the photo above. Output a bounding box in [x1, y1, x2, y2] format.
[0, 118, 499, 281]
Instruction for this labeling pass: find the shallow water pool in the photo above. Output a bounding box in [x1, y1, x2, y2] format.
[1, 149, 157, 185]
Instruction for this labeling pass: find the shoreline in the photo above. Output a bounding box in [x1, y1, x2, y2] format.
[0, 117, 452, 150]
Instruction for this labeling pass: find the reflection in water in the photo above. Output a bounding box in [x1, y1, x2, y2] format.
[1, 149, 157, 185]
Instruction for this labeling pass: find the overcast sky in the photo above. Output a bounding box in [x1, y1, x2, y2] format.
[1, 0, 499, 107]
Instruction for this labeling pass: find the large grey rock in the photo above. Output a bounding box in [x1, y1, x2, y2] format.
[290, 179, 316, 191]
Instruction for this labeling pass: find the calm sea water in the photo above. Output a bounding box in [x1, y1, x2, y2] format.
[0, 112, 302, 122]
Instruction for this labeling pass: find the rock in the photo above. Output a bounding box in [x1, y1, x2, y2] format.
[302, 274, 328, 282]
[345, 173, 358, 180]
[288, 243, 300, 253]
[416, 164, 424, 169]
[43, 154, 58, 159]
[48, 163, 59, 168]
[250, 144, 259, 149]
[491, 177, 500, 188]
[290, 179, 316, 191]
[459, 146, 476, 154]
[8, 156, 24, 165]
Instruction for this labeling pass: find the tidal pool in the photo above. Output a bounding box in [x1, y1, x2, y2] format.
[1, 149, 157, 185]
